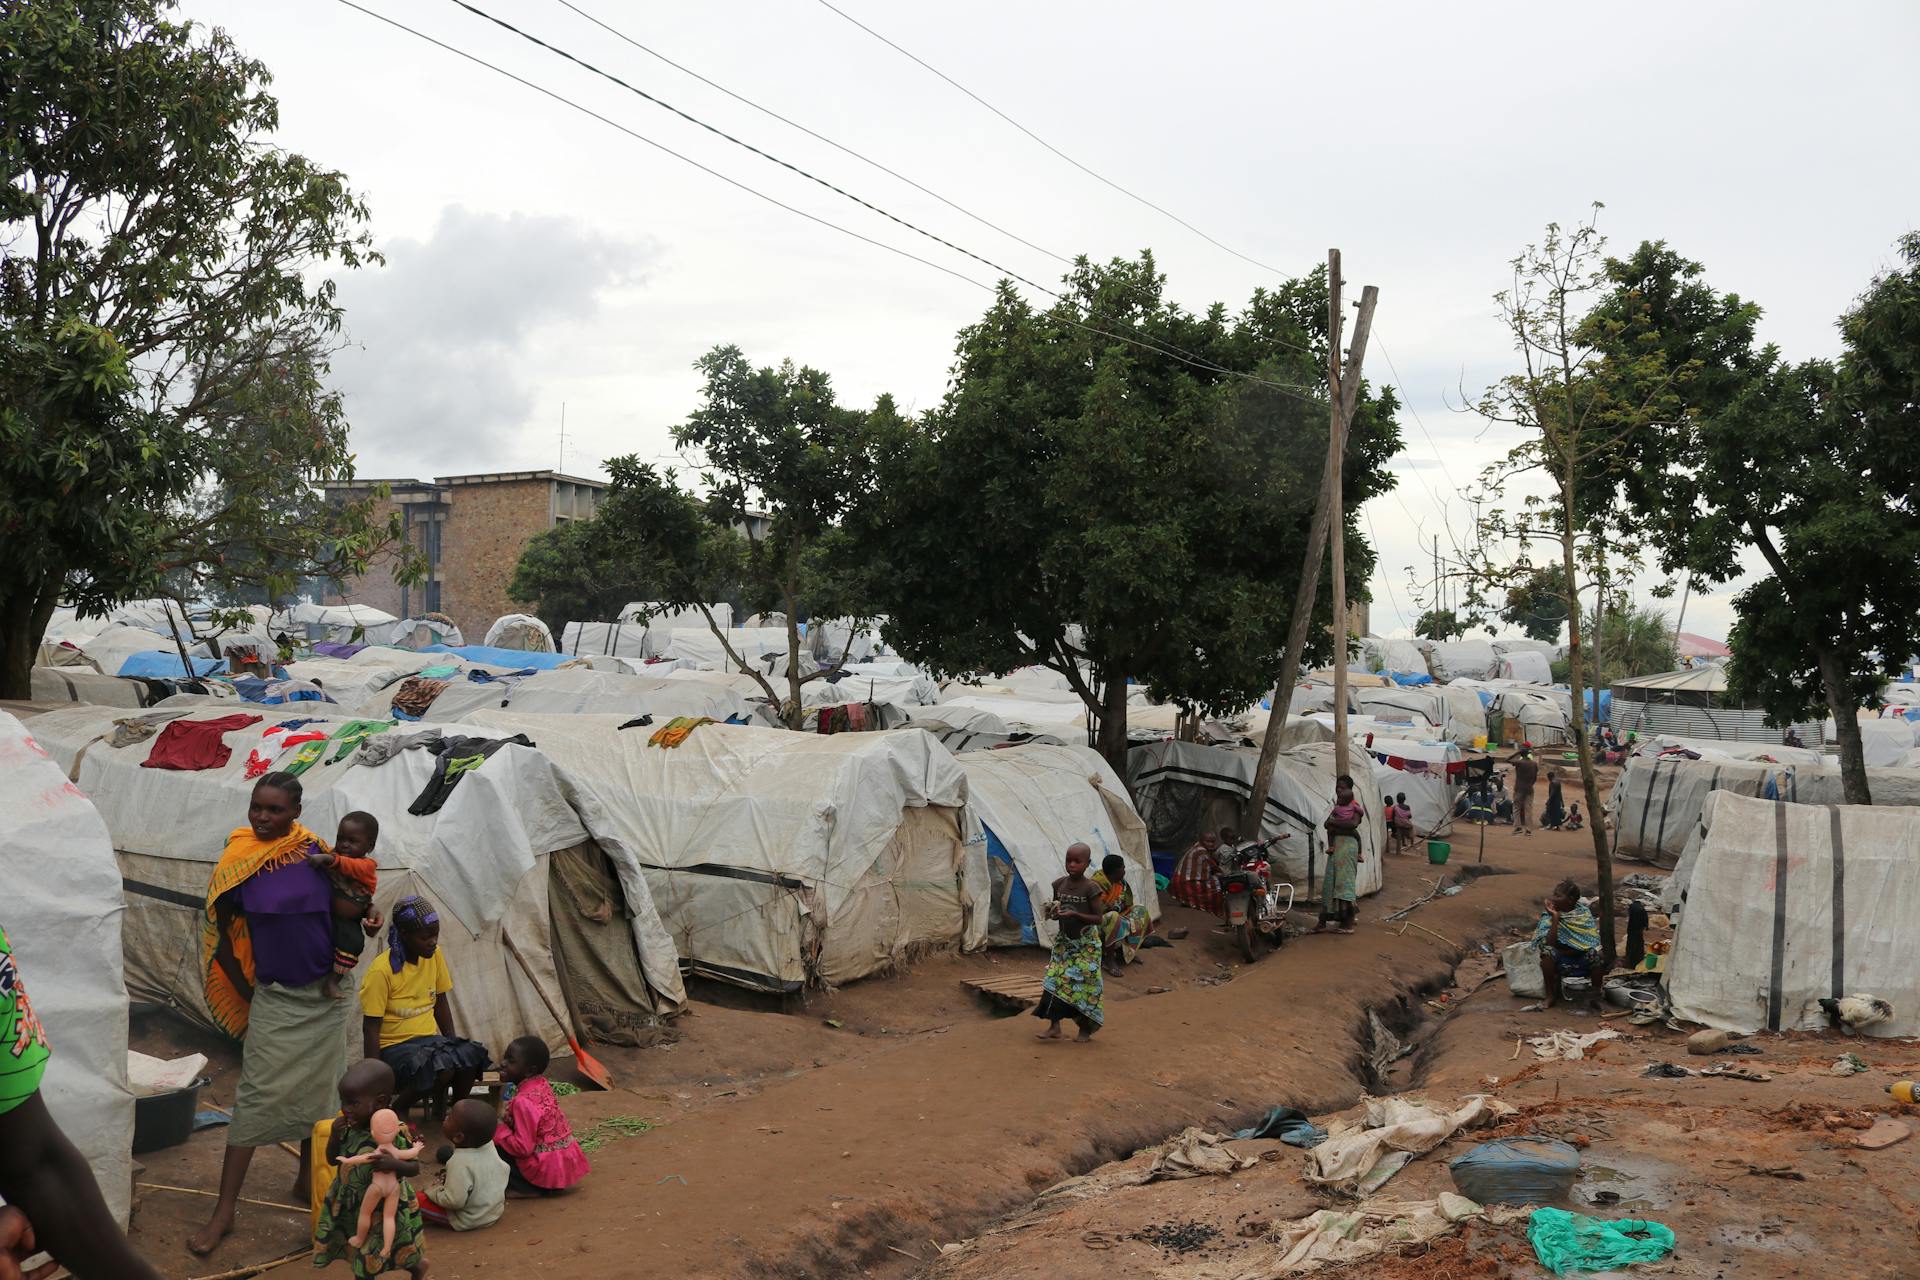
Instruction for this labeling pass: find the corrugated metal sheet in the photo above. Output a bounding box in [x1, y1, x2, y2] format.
[1611, 701, 1822, 746]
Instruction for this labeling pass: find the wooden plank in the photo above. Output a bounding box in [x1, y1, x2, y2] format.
[961, 973, 1047, 1010]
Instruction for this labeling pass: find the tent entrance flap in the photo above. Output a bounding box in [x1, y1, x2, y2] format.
[547, 841, 661, 1047]
[642, 864, 811, 994]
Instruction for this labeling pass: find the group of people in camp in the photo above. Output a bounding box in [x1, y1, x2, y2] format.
[173, 772, 585, 1274]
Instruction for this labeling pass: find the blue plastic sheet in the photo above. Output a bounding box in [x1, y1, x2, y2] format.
[418, 644, 575, 670]
[116, 650, 227, 679]
[983, 825, 1036, 945]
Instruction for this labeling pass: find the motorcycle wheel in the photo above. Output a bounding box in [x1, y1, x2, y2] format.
[1238, 919, 1259, 964]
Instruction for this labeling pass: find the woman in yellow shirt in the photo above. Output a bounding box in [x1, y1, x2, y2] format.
[360, 897, 491, 1118]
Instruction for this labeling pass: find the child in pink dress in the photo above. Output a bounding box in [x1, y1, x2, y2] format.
[494, 1036, 589, 1195]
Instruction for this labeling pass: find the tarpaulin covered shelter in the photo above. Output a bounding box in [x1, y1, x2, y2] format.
[1824, 716, 1920, 767]
[0, 712, 136, 1226]
[1421, 638, 1498, 681]
[1361, 635, 1430, 679]
[809, 617, 887, 663]
[1665, 791, 1920, 1036]
[25, 706, 685, 1056]
[953, 744, 1158, 947]
[483, 614, 557, 652]
[467, 713, 986, 993]
[1614, 752, 1920, 866]
[1126, 740, 1386, 900]
[359, 667, 757, 725]
[1495, 650, 1553, 684]
[1365, 736, 1462, 838]
[560, 603, 737, 660]
[1611, 666, 1816, 742]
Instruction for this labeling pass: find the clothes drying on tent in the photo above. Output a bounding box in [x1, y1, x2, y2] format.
[140, 713, 262, 771]
[391, 676, 451, 719]
[408, 734, 534, 816]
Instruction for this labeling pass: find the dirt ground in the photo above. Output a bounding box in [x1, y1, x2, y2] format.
[124, 770, 1919, 1280]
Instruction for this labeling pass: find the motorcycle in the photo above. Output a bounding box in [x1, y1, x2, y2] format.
[1216, 835, 1295, 963]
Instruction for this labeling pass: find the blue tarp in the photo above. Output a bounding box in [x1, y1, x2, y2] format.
[418, 644, 576, 671]
[983, 825, 1037, 945]
[116, 650, 227, 680]
[1387, 670, 1433, 686]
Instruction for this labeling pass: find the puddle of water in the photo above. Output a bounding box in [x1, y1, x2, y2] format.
[1575, 1155, 1675, 1215]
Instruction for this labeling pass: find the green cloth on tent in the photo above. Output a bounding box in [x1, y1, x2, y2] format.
[325, 718, 394, 764]
[419, 663, 460, 679]
[1527, 1208, 1675, 1275]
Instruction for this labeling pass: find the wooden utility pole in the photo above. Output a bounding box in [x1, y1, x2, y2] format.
[1328, 252, 1351, 779]
[1242, 252, 1378, 835]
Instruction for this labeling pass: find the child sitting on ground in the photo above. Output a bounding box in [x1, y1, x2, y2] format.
[1565, 802, 1585, 831]
[314, 1059, 427, 1278]
[418, 1098, 508, 1231]
[306, 811, 383, 1000]
[494, 1036, 590, 1196]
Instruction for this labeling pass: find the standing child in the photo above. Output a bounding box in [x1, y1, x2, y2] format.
[308, 811, 383, 1000]
[1392, 793, 1415, 852]
[1315, 776, 1365, 935]
[314, 1059, 426, 1279]
[1032, 842, 1105, 1043]
[418, 1099, 508, 1231]
[360, 896, 491, 1119]
[494, 1036, 589, 1195]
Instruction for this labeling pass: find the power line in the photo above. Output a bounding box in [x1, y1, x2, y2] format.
[331, 1, 1328, 405]
[550, 0, 1071, 267]
[811, 0, 1293, 280]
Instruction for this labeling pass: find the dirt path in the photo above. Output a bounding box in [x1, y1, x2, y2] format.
[133, 824, 1584, 1278]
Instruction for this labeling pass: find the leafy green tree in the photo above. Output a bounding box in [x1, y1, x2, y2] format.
[508, 519, 654, 636]
[1414, 608, 1467, 641]
[1592, 600, 1676, 685]
[1586, 234, 1920, 801]
[667, 344, 883, 724]
[850, 253, 1401, 770]
[1501, 565, 1570, 642]
[0, 0, 409, 695]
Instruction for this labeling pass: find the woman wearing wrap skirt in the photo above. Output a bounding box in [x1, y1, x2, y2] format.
[190, 772, 357, 1258]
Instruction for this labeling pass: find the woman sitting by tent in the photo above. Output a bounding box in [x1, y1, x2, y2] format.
[1092, 854, 1151, 977]
[361, 896, 491, 1120]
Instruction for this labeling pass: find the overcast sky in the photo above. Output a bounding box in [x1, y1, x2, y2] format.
[186, 0, 1920, 640]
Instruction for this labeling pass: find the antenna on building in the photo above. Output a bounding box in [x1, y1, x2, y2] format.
[558, 401, 567, 472]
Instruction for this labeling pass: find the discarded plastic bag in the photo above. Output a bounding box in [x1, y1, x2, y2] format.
[1306, 1095, 1513, 1194]
[1146, 1127, 1256, 1181]
[1235, 1106, 1329, 1148]
[1449, 1137, 1581, 1205]
[1503, 940, 1546, 998]
[1527, 1206, 1675, 1275]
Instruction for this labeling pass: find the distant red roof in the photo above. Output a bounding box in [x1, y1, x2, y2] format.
[1675, 632, 1730, 659]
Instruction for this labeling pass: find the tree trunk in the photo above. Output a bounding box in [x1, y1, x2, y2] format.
[0, 583, 59, 701]
[1095, 672, 1130, 778]
[1557, 486, 1618, 969]
[1816, 646, 1872, 804]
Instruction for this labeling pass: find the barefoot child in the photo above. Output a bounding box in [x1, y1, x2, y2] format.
[307, 812, 382, 1000]
[418, 1099, 508, 1230]
[494, 1036, 589, 1195]
[314, 1059, 427, 1278]
[1032, 842, 1105, 1042]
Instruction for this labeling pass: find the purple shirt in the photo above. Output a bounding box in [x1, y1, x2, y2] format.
[238, 857, 333, 988]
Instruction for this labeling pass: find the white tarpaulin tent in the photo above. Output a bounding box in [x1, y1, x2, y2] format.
[954, 744, 1158, 948]
[0, 712, 135, 1226]
[1496, 650, 1553, 684]
[1361, 635, 1429, 677]
[25, 706, 685, 1057]
[1421, 639, 1498, 681]
[357, 668, 756, 725]
[1666, 791, 1920, 1037]
[1490, 687, 1573, 746]
[1631, 734, 1823, 766]
[1126, 740, 1386, 899]
[938, 690, 1091, 731]
[484, 614, 556, 652]
[469, 712, 986, 993]
[1353, 686, 1451, 738]
[1825, 717, 1920, 767]
[1615, 753, 1920, 866]
[281, 602, 399, 643]
[41, 623, 180, 677]
[1365, 736, 1461, 839]
[809, 617, 887, 663]
[666, 626, 792, 673]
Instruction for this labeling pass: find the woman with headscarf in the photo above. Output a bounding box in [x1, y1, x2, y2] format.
[191, 773, 357, 1258]
[360, 895, 491, 1118]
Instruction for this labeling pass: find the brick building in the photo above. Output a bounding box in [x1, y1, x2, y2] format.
[323, 470, 604, 643]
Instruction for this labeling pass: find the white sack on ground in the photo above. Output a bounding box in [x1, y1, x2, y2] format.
[0, 713, 135, 1226]
[1304, 1095, 1513, 1193]
[1666, 791, 1920, 1037]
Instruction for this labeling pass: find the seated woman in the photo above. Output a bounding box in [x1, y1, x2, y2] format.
[1533, 878, 1602, 1010]
[361, 896, 491, 1119]
[1091, 854, 1151, 977]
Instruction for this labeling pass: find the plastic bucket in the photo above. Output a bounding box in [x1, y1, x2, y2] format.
[1151, 850, 1177, 882]
[1427, 840, 1452, 865]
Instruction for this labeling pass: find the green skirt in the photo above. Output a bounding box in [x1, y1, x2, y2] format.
[1034, 927, 1104, 1027]
[1325, 835, 1360, 905]
[230, 977, 353, 1148]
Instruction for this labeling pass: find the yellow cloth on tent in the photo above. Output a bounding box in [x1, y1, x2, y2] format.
[647, 716, 714, 749]
[200, 823, 328, 1039]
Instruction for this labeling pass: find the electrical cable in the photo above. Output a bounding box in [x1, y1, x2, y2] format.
[332, 0, 1329, 405]
[812, 0, 1294, 279]
[551, 0, 1071, 266]
[442, 0, 1321, 395]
